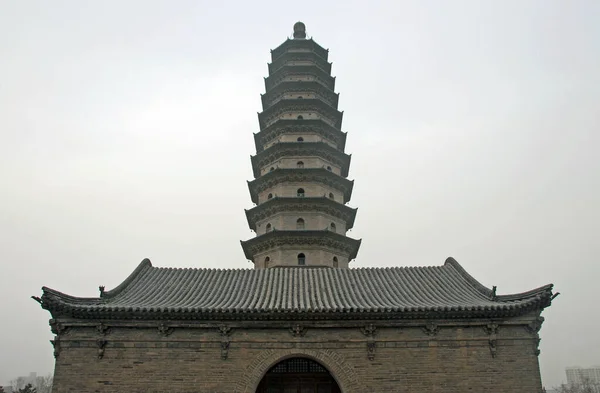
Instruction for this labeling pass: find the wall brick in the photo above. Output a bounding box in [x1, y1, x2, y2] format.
[50, 320, 544, 393]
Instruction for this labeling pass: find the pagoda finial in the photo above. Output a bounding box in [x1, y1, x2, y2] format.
[293, 22, 306, 39]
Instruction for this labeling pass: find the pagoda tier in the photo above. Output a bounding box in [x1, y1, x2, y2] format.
[265, 65, 335, 91]
[268, 51, 332, 75]
[247, 168, 354, 205]
[261, 81, 339, 110]
[241, 230, 361, 268]
[270, 38, 329, 63]
[253, 119, 347, 152]
[242, 22, 360, 268]
[251, 142, 351, 178]
[245, 197, 358, 232]
[258, 98, 343, 130]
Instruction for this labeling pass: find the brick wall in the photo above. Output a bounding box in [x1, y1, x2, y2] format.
[50, 318, 544, 393]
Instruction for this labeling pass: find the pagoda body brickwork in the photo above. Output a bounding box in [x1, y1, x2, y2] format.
[241, 22, 361, 269]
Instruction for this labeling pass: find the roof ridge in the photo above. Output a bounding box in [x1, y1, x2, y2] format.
[444, 257, 554, 301]
[102, 258, 152, 298]
[444, 257, 493, 297]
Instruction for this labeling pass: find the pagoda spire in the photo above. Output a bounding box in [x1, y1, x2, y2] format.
[241, 23, 361, 268]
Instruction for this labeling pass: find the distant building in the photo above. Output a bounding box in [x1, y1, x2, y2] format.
[567, 366, 600, 392]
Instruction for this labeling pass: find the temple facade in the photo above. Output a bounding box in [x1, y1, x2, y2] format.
[36, 23, 554, 393]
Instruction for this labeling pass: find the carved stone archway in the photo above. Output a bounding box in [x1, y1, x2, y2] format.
[234, 348, 363, 393]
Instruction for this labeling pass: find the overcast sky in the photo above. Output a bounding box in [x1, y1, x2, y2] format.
[1, 0, 598, 388]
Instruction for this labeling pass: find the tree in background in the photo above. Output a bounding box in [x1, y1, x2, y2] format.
[554, 378, 600, 393]
[17, 384, 37, 393]
[33, 375, 52, 393]
[9, 374, 52, 393]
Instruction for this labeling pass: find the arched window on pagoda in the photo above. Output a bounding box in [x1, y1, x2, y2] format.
[297, 161, 304, 168]
[326, 166, 332, 171]
[298, 253, 306, 266]
[266, 223, 272, 232]
[330, 223, 336, 232]
[333, 256, 338, 268]
[296, 218, 305, 230]
[328, 192, 334, 199]
[270, 167, 275, 172]
[297, 115, 304, 120]
[297, 96, 303, 99]
[264, 256, 271, 267]
[297, 137, 304, 142]
[297, 188, 305, 197]
[268, 193, 273, 199]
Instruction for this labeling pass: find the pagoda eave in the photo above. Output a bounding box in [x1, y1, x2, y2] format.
[241, 230, 361, 261]
[265, 66, 335, 91]
[268, 52, 332, 75]
[253, 119, 347, 152]
[247, 168, 355, 204]
[250, 142, 351, 179]
[260, 81, 339, 108]
[259, 97, 340, 122]
[245, 196, 358, 231]
[270, 38, 329, 63]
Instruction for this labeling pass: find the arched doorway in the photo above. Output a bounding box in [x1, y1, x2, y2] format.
[256, 357, 341, 393]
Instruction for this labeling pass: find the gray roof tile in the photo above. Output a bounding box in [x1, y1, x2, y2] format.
[38, 258, 554, 321]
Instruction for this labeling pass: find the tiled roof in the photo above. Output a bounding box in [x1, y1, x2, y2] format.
[38, 258, 554, 321]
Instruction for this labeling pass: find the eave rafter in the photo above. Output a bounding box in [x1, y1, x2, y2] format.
[247, 168, 354, 204]
[245, 197, 358, 231]
[258, 99, 343, 130]
[261, 81, 339, 109]
[270, 38, 329, 63]
[268, 51, 332, 75]
[265, 66, 335, 91]
[240, 230, 362, 261]
[251, 142, 351, 178]
[254, 119, 347, 152]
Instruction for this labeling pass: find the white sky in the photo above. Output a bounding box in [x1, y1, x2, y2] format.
[0, 0, 598, 388]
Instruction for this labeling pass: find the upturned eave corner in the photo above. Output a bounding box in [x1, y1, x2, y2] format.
[444, 256, 555, 309]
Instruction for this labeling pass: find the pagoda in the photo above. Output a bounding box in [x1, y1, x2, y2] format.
[241, 22, 360, 268]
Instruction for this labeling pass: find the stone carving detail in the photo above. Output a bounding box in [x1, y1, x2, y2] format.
[219, 325, 232, 360]
[49, 319, 69, 336]
[96, 339, 107, 359]
[366, 341, 376, 361]
[489, 286, 497, 301]
[422, 322, 439, 337]
[525, 317, 545, 335]
[290, 324, 307, 337]
[533, 337, 541, 356]
[221, 341, 231, 360]
[525, 317, 544, 356]
[361, 324, 377, 361]
[484, 323, 499, 358]
[360, 324, 377, 337]
[50, 337, 60, 358]
[219, 325, 232, 337]
[96, 322, 111, 336]
[158, 323, 174, 337]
